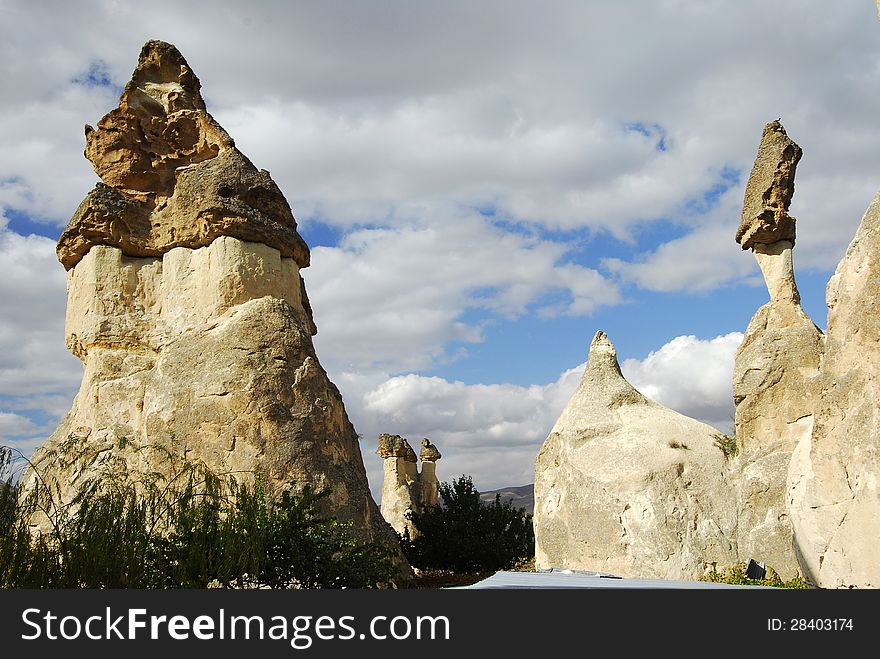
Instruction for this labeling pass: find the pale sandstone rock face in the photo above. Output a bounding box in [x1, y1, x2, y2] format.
[735, 120, 802, 251]
[533, 331, 737, 580]
[732, 122, 823, 578]
[788, 191, 880, 588]
[378, 434, 419, 537]
[27, 41, 402, 561]
[732, 295, 822, 577]
[377, 434, 441, 537]
[418, 439, 441, 508]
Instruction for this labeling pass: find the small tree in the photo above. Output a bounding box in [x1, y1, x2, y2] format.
[401, 475, 534, 573]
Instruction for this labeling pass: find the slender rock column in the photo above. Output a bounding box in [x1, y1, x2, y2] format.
[377, 434, 442, 538]
[25, 41, 405, 570]
[732, 120, 823, 577]
[418, 439, 442, 508]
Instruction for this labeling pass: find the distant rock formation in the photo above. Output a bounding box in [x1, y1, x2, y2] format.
[732, 120, 824, 578]
[788, 191, 880, 588]
[377, 434, 441, 537]
[533, 331, 737, 580]
[25, 41, 402, 562]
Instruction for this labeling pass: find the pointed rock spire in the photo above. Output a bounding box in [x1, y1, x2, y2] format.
[534, 330, 737, 579]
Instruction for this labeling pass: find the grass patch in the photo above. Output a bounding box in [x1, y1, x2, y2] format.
[701, 562, 809, 589]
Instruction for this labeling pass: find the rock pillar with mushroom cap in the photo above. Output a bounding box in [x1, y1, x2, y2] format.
[732, 120, 824, 578]
[418, 438, 442, 508]
[377, 434, 442, 537]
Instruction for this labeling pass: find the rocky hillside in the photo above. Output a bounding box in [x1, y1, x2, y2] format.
[480, 484, 534, 515]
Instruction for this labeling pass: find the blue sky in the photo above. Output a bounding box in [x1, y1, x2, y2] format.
[1, 0, 879, 496]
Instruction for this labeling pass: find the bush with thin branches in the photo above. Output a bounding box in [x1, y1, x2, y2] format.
[0, 445, 396, 589]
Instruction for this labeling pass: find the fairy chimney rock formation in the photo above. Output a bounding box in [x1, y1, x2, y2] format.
[788, 191, 880, 588]
[418, 438, 442, 508]
[533, 331, 737, 580]
[732, 121, 823, 578]
[377, 434, 441, 537]
[27, 40, 402, 561]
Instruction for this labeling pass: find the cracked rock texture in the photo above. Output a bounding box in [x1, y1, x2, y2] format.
[788, 191, 880, 588]
[732, 122, 824, 578]
[533, 331, 737, 580]
[26, 41, 402, 561]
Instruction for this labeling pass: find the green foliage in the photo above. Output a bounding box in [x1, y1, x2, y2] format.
[0, 446, 396, 589]
[400, 474, 534, 573]
[701, 562, 809, 589]
[713, 432, 738, 458]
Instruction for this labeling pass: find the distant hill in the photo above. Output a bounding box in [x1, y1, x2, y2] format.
[479, 484, 534, 515]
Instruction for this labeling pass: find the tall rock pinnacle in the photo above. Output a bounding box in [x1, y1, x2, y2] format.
[27, 41, 403, 566]
[788, 192, 880, 588]
[731, 120, 823, 578]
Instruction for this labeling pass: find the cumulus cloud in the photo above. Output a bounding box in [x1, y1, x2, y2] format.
[0, 411, 40, 439]
[0, 0, 876, 252]
[0, 214, 82, 452]
[621, 332, 742, 432]
[602, 186, 761, 292]
[306, 205, 619, 373]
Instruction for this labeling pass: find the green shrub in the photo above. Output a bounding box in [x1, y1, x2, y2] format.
[713, 432, 738, 458]
[701, 562, 809, 589]
[0, 445, 396, 589]
[400, 474, 534, 573]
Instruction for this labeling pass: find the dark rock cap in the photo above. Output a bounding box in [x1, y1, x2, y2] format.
[377, 433, 418, 462]
[58, 39, 310, 275]
[735, 120, 802, 250]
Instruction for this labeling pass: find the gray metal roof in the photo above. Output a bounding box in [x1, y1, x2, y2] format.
[455, 570, 763, 589]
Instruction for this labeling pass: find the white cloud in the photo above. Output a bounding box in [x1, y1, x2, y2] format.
[306, 206, 619, 373]
[602, 207, 761, 294]
[0, 217, 82, 397]
[621, 332, 742, 432]
[0, 0, 876, 256]
[0, 214, 81, 455]
[0, 411, 39, 439]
